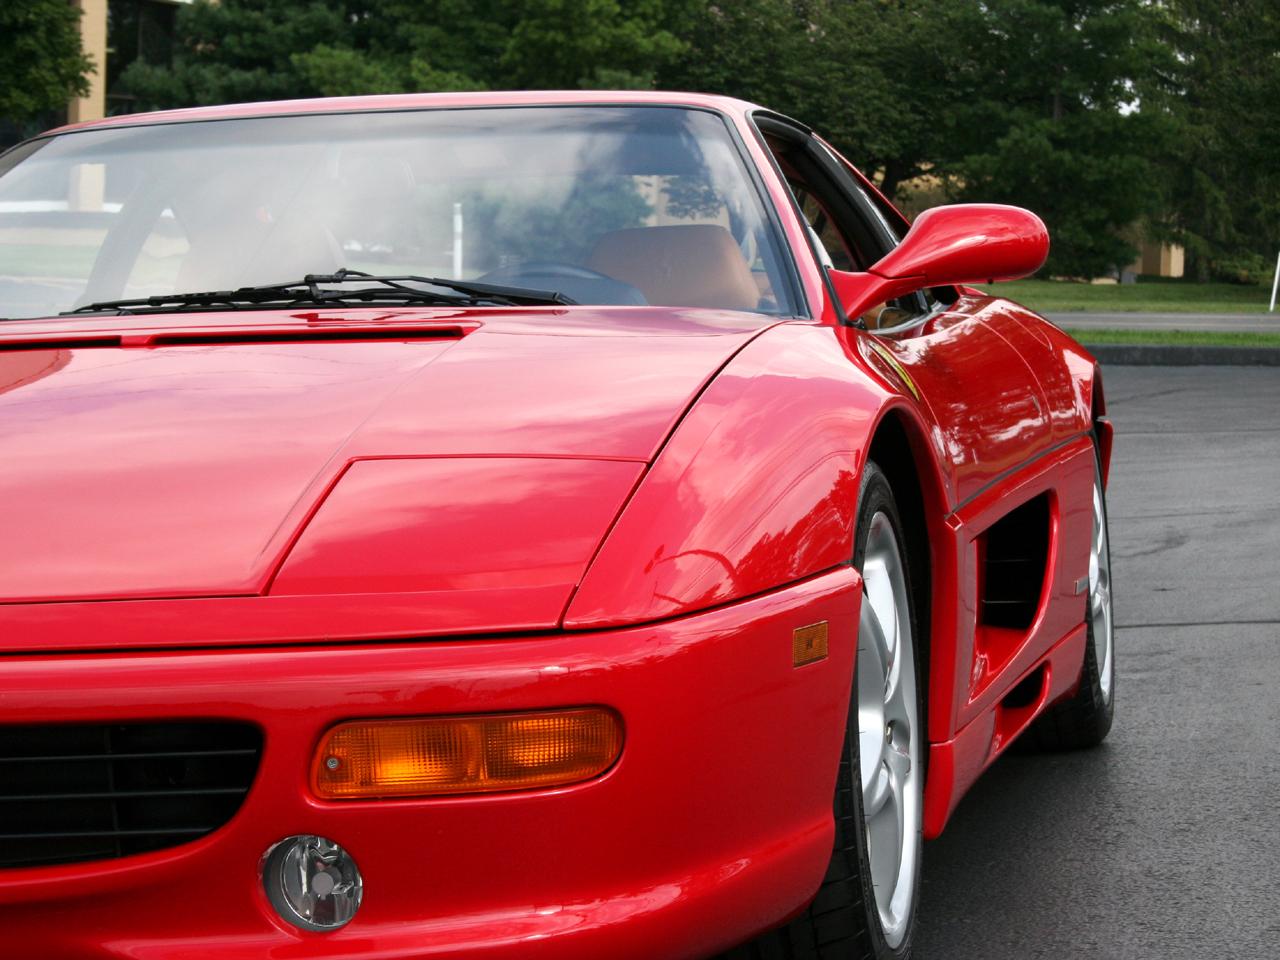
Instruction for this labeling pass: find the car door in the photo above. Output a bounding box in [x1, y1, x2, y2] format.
[756, 121, 1053, 507]
[757, 120, 1077, 740]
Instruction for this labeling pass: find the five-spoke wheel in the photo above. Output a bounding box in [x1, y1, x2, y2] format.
[857, 510, 921, 948]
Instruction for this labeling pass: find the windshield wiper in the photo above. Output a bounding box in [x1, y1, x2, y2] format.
[64, 268, 576, 316]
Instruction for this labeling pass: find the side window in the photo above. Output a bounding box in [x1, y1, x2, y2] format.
[789, 183, 857, 271]
[762, 128, 934, 332]
[767, 145, 875, 272]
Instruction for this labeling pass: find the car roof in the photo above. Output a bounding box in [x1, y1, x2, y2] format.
[44, 90, 764, 138]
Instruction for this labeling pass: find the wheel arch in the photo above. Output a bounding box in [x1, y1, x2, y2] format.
[863, 403, 954, 760]
[1090, 363, 1114, 486]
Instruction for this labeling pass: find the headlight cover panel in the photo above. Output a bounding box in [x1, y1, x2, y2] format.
[270, 457, 643, 631]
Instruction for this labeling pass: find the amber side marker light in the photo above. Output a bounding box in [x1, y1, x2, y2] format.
[313, 708, 623, 799]
[793, 620, 829, 667]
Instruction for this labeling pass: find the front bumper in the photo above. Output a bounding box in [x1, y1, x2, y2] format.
[0, 570, 858, 960]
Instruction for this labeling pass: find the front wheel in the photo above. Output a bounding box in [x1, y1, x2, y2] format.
[729, 462, 923, 959]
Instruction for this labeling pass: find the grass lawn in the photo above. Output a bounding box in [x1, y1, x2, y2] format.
[1064, 327, 1280, 348]
[977, 278, 1273, 313]
[0, 244, 98, 279]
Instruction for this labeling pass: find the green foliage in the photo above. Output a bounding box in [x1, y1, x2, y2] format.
[978, 278, 1272, 313]
[1064, 328, 1280, 347]
[666, 0, 1172, 277]
[1148, 0, 1280, 281]
[935, 0, 1174, 278]
[119, 0, 347, 107]
[662, 0, 973, 198]
[109, 0, 1279, 280]
[1209, 253, 1274, 286]
[0, 0, 93, 122]
[953, 112, 1164, 279]
[500, 0, 688, 89]
[118, 0, 693, 108]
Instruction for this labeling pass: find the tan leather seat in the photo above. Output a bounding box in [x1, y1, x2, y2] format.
[587, 224, 760, 311]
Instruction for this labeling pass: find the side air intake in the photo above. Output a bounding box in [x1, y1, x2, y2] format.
[979, 493, 1051, 631]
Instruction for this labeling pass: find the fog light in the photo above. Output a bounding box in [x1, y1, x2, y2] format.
[262, 835, 362, 932]
[312, 707, 623, 799]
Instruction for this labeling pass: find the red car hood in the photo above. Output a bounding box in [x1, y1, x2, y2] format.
[0, 306, 773, 605]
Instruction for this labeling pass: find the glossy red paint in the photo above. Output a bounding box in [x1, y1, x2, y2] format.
[0, 332, 453, 603]
[829, 204, 1049, 320]
[270, 457, 645, 628]
[0, 572, 858, 960]
[873, 203, 1049, 286]
[849, 293, 1053, 506]
[3, 90, 1113, 956]
[0, 307, 767, 610]
[567, 322, 880, 628]
[923, 623, 1088, 838]
[828, 299, 1101, 835]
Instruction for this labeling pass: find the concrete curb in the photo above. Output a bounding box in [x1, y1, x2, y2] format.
[1081, 343, 1280, 366]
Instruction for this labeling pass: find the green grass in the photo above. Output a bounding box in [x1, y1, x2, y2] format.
[1064, 328, 1280, 348]
[0, 244, 98, 279]
[976, 278, 1272, 313]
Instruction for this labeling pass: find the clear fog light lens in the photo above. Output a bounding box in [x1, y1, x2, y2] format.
[263, 834, 363, 932]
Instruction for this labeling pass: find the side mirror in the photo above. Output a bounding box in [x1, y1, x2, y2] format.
[828, 203, 1049, 321]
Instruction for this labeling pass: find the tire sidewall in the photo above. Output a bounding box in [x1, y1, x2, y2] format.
[1084, 444, 1117, 726]
[847, 462, 923, 959]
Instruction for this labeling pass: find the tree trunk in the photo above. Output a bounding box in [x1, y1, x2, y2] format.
[879, 160, 908, 204]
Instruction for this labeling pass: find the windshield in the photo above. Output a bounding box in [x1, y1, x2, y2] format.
[0, 106, 796, 321]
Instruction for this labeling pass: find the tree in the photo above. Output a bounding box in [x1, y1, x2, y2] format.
[952, 112, 1168, 278]
[668, 0, 1184, 278]
[661, 0, 974, 199]
[118, 0, 351, 108]
[1151, 0, 1280, 281]
[114, 0, 1261, 282]
[942, 0, 1175, 278]
[118, 0, 695, 108]
[500, 0, 690, 89]
[0, 0, 93, 124]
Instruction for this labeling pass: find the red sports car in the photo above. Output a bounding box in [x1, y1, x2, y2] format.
[0, 92, 1114, 959]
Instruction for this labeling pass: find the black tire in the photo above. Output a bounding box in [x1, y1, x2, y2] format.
[1030, 440, 1115, 750]
[723, 462, 923, 960]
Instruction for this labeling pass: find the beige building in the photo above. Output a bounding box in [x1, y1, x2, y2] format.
[68, 0, 108, 124]
[68, 0, 192, 124]
[1129, 242, 1184, 279]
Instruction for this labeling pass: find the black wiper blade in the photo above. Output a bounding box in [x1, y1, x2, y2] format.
[61, 284, 462, 316]
[63, 268, 575, 316]
[285, 269, 578, 307]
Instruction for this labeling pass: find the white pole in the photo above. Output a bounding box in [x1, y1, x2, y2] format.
[452, 202, 464, 280]
[1270, 249, 1280, 313]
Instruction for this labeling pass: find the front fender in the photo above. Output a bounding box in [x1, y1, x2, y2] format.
[563, 322, 898, 629]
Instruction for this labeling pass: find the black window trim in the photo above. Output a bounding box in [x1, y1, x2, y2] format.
[751, 111, 920, 327]
[751, 113, 959, 330]
[747, 111, 847, 324]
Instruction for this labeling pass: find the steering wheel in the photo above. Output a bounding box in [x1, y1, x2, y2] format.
[478, 261, 647, 305]
[479, 261, 618, 284]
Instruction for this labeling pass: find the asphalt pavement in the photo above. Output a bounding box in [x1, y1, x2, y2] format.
[915, 365, 1280, 959]
[1046, 311, 1279, 333]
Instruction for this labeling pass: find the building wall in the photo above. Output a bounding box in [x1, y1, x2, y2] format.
[68, 0, 109, 124]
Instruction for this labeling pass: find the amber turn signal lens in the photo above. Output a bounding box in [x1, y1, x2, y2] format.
[312, 708, 623, 799]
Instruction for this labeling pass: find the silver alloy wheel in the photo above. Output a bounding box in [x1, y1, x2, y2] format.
[856, 511, 921, 949]
[1090, 472, 1115, 702]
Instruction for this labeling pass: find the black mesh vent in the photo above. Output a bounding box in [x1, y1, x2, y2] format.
[0, 721, 261, 869]
[980, 493, 1051, 630]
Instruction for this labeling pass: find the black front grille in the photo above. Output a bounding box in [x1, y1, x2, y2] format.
[0, 721, 262, 869]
